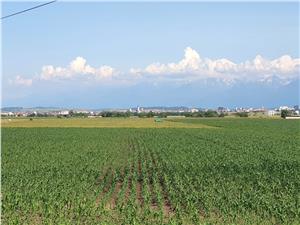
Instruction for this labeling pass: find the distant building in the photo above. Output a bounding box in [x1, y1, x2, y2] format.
[1, 112, 15, 116]
[129, 106, 144, 113]
[74, 110, 89, 114]
[190, 108, 199, 113]
[267, 110, 277, 116]
[137, 106, 142, 113]
[217, 107, 229, 113]
[235, 107, 249, 113]
[59, 110, 69, 116]
[279, 106, 293, 111]
[252, 107, 265, 113]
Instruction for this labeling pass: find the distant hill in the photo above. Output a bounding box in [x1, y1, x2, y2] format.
[1, 107, 23, 112]
[1, 106, 61, 112]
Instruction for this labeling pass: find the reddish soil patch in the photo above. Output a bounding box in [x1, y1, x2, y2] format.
[95, 168, 109, 185]
[124, 177, 132, 203]
[136, 180, 144, 207]
[106, 167, 125, 209]
[107, 181, 123, 209]
[162, 194, 173, 216]
[138, 159, 142, 175]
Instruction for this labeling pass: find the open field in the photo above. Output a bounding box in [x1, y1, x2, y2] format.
[1, 117, 213, 128]
[2, 118, 300, 224]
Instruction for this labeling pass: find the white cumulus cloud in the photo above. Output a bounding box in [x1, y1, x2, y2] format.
[144, 47, 204, 75]
[40, 56, 117, 80]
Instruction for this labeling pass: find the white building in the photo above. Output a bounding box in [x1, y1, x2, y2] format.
[279, 106, 293, 111]
[75, 110, 89, 114]
[267, 110, 276, 116]
[190, 108, 199, 113]
[1, 112, 14, 116]
[59, 110, 69, 116]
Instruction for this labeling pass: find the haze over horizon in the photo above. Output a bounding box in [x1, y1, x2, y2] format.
[2, 2, 299, 109]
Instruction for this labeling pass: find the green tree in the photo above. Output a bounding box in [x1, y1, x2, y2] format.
[281, 110, 289, 119]
[236, 112, 248, 117]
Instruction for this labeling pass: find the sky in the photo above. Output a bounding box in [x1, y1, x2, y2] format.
[2, 2, 300, 109]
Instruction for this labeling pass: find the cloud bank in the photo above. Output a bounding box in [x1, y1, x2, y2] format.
[11, 47, 300, 86]
[133, 47, 300, 84]
[9, 75, 33, 87]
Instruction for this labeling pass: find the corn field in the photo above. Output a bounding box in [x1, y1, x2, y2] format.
[2, 119, 300, 224]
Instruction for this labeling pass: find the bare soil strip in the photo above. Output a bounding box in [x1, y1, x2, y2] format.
[96, 169, 114, 206]
[106, 167, 125, 209]
[107, 180, 123, 209]
[95, 168, 109, 185]
[136, 180, 144, 207]
[136, 159, 144, 207]
[161, 185, 173, 216]
[124, 163, 134, 203]
[147, 161, 159, 211]
[158, 169, 174, 216]
[151, 152, 173, 216]
[149, 181, 159, 211]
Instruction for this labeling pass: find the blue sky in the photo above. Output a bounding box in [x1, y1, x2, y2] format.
[2, 2, 299, 108]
